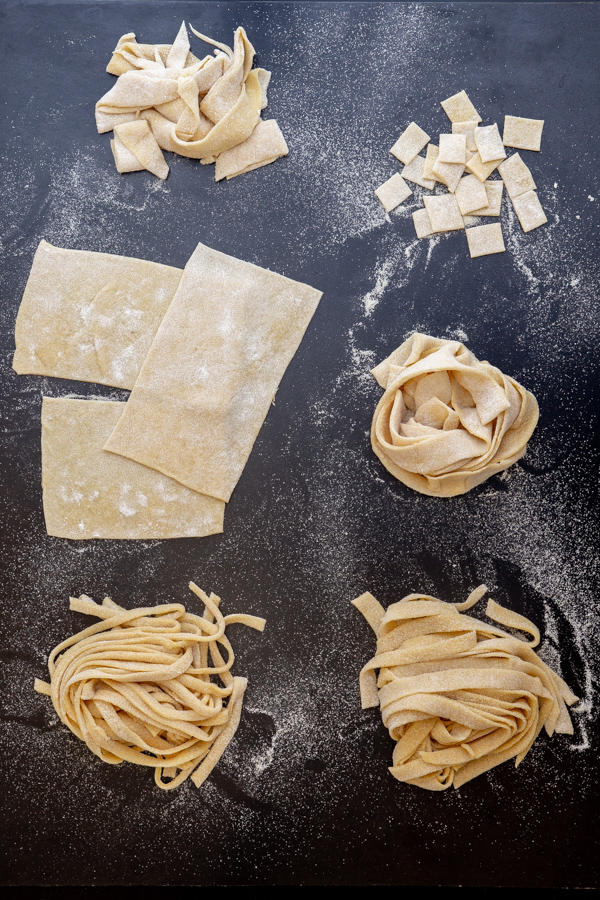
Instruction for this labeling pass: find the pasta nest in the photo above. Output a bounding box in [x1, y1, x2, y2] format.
[353, 585, 577, 791]
[370, 334, 539, 496]
[35, 584, 265, 790]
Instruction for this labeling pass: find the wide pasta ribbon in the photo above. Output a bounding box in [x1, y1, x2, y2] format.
[352, 585, 577, 791]
[96, 22, 285, 179]
[370, 333, 539, 496]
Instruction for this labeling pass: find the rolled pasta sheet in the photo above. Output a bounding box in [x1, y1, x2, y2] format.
[34, 584, 266, 790]
[352, 586, 577, 791]
[370, 333, 539, 496]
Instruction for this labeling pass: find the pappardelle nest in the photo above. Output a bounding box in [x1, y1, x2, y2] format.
[353, 584, 577, 791]
[370, 334, 539, 496]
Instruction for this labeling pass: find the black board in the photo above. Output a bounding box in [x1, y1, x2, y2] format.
[1, 0, 599, 887]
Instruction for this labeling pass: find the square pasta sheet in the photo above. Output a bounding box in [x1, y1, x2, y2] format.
[104, 242, 323, 502]
[412, 207, 434, 239]
[13, 241, 183, 390]
[438, 133, 467, 164]
[466, 223, 506, 258]
[401, 155, 435, 190]
[423, 195, 464, 233]
[511, 190, 547, 232]
[503, 115, 544, 152]
[455, 174, 489, 215]
[471, 180, 504, 216]
[473, 123, 506, 164]
[390, 121, 429, 165]
[375, 173, 412, 211]
[440, 90, 482, 124]
[498, 153, 536, 199]
[41, 398, 225, 539]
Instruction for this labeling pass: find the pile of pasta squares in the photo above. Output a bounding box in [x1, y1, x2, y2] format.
[375, 90, 546, 258]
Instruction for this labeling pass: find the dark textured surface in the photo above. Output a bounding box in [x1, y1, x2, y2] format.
[0, 0, 599, 887]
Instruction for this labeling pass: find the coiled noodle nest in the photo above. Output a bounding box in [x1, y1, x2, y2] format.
[35, 583, 265, 790]
[353, 584, 577, 790]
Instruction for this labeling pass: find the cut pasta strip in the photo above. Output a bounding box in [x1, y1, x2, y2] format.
[370, 333, 538, 496]
[352, 585, 577, 791]
[35, 584, 265, 791]
[214, 119, 288, 181]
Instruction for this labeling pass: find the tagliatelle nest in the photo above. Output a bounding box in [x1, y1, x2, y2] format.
[370, 333, 539, 496]
[352, 585, 577, 791]
[35, 583, 265, 790]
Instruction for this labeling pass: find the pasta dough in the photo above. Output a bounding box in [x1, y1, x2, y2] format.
[104, 242, 322, 502]
[13, 240, 183, 390]
[370, 334, 539, 496]
[352, 585, 577, 791]
[34, 584, 266, 790]
[41, 398, 224, 540]
[97, 23, 287, 180]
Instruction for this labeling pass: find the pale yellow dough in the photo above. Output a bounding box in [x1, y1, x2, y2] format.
[112, 120, 169, 179]
[214, 118, 288, 181]
[97, 23, 284, 180]
[401, 155, 435, 190]
[498, 153, 536, 199]
[370, 333, 539, 496]
[390, 122, 430, 166]
[470, 180, 503, 216]
[35, 585, 265, 790]
[41, 398, 225, 540]
[412, 208, 434, 239]
[423, 195, 464, 233]
[352, 585, 577, 791]
[440, 90, 481, 125]
[13, 240, 183, 390]
[503, 115, 544, 152]
[465, 222, 505, 258]
[104, 242, 322, 502]
[375, 173, 412, 211]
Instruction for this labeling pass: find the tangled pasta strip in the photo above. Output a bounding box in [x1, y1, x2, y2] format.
[96, 22, 285, 178]
[370, 334, 539, 496]
[352, 585, 577, 791]
[35, 583, 265, 790]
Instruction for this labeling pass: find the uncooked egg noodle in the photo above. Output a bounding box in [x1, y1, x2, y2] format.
[35, 583, 265, 790]
[352, 584, 577, 790]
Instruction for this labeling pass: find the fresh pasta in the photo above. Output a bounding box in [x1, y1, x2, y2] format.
[35, 583, 265, 790]
[97, 22, 288, 180]
[370, 333, 539, 496]
[352, 585, 577, 790]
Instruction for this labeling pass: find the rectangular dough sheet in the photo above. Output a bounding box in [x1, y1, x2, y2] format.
[13, 240, 183, 390]
[104, 242, 323, 502]
[41, 398, 225, 540]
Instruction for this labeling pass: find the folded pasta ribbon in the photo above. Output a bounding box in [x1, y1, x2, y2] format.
[352, 585, 577, 791]
[370, 333, 539, 496]
[35, 584, 265, 790]
[96, 22, 287, 179]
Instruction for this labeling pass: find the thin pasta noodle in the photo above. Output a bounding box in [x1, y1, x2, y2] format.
[352, 585, 577, 790]
[35, 583, 265, 790]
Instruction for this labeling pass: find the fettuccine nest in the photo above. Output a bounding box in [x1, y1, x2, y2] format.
[370, 334, 539, 496]
[35, 583, 265, 790]
[353, 585, 577, 790]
